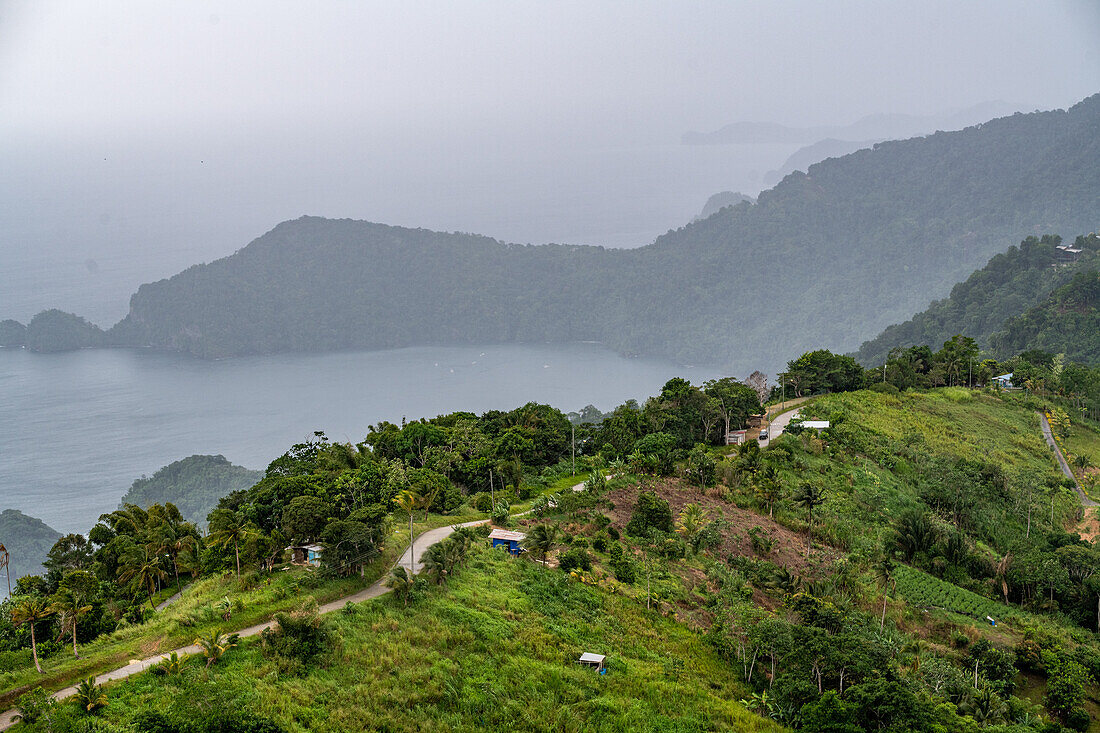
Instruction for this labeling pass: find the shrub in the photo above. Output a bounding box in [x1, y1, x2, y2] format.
[473, 492, 493, 512]
[14, 687, 56, 724]
[559, 547, 592, 573]
[626, 492, 673, 536]
[260, 607, 333, 669]
[592, 535, 608, 553]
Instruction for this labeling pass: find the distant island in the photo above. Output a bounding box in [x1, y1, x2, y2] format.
[5, 95, 1098, 373]
[0, 509, 61, 594]
[681, 99, 1020, 145]
[119, 455, 262, 527]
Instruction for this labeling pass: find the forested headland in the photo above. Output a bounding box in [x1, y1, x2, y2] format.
[6, 95, 1099, 369]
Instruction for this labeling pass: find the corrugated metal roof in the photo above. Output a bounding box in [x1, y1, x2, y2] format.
[488, 528, 526, 542]
[579, 653, 605, 663]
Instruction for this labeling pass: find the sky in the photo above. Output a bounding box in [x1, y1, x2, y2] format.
[2, 1, 1099, 324]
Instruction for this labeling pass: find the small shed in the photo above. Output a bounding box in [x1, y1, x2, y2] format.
[578, 652, 606, 672]
[726, 429, 748, 446]
[489, 528, 526, 555]
[287, 544, 324, 567]
[992, 373, 1015, 389]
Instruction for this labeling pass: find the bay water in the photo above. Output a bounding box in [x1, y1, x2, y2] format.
[0, 344, 721, 535]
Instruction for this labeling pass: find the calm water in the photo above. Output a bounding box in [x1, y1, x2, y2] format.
[0, 344, 720, 535]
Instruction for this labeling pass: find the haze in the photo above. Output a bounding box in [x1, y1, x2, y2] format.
[2, 1, 1099, 326]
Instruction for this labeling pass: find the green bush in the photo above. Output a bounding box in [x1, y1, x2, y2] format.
[626, 492, 673, 536]
[559, 547, 592, 574]
[260, 607, 333, 669]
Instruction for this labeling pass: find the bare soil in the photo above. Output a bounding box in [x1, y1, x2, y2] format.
[604, 478, 840, 577]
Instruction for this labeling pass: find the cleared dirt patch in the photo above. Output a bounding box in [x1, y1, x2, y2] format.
[605, 478, 840, 577]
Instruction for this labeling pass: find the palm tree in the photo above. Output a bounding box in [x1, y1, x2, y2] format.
[50, 587, 93, 657]
[792, 480, 826, 555]
[73, 676, 107, 714]
[675, 503, 709, 546]
[875, 558, 895, 630]
[384, 566, 414, 607]
[10, 596, 54, 673]
[195, 630, 239, 668]
[207, 509, 255, 579]
[524, 523, 559, 563]
[754, 464, 782, 518]
[118, 545, 168, 610]
[395, 490, 421, 573]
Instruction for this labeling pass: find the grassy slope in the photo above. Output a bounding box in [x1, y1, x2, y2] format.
[44, 546, 783, 733]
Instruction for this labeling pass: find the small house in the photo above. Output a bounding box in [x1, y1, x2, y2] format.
[489, 528, 526, 555]
[578, 652, 606, 672]
[287, 544, 324, 567]
[992, 373, 1015, 389]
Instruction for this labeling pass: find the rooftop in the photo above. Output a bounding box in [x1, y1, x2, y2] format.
[488, 528, 526, 542]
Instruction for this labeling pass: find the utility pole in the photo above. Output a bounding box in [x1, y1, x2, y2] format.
[883, 361, 887, 384]
[0, 544, 9, 597]
[572, 424, 576, 476]
[489, 469, 495, 508]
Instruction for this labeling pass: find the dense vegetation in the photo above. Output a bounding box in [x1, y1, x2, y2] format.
[856, 235, 1100, 367]
[0, 512, 60, 595]
[991, 270, 1100, 364]
[118, 455, 261, 528]
[12, 95, 1094, 368]
[13, 349, 1100, 730]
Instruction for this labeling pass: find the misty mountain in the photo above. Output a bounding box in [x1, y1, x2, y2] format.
[854, 234, 1100, 366]
[18, 94, 1100, 372]
[760, 138, 881, 187]
[694, 191, 754, 221]
[682, 100, 1021, 145]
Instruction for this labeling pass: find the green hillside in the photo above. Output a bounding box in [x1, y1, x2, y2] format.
[17, 94, 1089, 369]
[118, 455, 262, 527]
[0, 511, 61, 594]
[47, 546, 781, 733]
[855, 234, 1100, 366]
[991, 269, 1100, 363]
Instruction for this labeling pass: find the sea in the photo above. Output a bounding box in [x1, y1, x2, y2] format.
[0, 343, 721, 536]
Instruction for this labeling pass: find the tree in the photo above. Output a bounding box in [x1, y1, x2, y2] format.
[73, 676, 107, 714]
[50, 586, 92, 658]
[892, 508, 939, 563]
[281, 495, 329, 542]
[686, 444, 717, 487]
[196, 630, 239, 668]
[875, 558, 895, 630]
[395, 490, 420, 573]
[207, 508, 256, 579]
[10, 596, 53, 673]
[117, 544, 168, 610]
[792, 480, 826, 555]
[524, 523, 559, 563]
[632, 432, 679, 476]
[753, 464, 782, 518]
[704, 378, 761, 441]
[675, 503, 710, 547]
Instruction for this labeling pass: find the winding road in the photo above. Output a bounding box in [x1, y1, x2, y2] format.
[1039, 411, 1098, 508]
[0, 519, 490, 730]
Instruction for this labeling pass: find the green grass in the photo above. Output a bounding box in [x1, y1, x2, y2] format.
[35, 546, 785, 732]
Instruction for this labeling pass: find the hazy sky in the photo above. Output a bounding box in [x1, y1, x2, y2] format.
[2, 1, 1099, 323]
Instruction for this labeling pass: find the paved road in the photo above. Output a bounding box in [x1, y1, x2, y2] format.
[758, 406, 802, 446]
[1039, 411, 1098, 507]
[0, 519, 490, 730]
